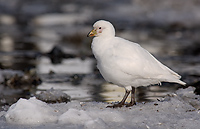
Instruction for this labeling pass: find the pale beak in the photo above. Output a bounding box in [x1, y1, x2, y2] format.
[87, 29, 97, 37]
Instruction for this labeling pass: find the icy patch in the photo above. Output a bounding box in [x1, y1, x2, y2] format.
[84, 118, 107, 129]
[175, 87, 200, 110]
[5, 97, 58, 125]
[87, 108, 125, 123]
[2, 87, 200, 128]
[58, 108, 92, 124]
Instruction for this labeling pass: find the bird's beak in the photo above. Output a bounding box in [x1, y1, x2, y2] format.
[87, 28, 97, 37]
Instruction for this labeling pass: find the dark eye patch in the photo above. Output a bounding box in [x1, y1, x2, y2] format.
[99, 27, 101, 29]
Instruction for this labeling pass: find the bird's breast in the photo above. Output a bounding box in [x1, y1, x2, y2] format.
[91, 38, 114, 60]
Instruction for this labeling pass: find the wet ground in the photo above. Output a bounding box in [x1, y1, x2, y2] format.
[0, 0, 200, 111]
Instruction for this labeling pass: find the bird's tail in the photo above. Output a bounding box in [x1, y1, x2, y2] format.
[171, 80, 186, 86]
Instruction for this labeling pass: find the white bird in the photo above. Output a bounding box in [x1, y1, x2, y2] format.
[87, 20, 186, 108]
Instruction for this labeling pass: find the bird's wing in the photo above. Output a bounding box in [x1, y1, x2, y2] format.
[111, 38, 181, 80]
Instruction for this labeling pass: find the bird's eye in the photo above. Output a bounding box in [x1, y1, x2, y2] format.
[99, 27, 101, 29]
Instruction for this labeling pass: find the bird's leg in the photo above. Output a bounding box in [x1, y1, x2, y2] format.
[107, 89, 130, 108]
[126, 86, 136, 107]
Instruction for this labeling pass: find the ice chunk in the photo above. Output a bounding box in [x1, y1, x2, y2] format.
[88, 109, 125, 123]
[58, 108, 92, 124]
[5, 97, 58, 125]
[175, 86, 200, 110]
[84, 118, 107, 129]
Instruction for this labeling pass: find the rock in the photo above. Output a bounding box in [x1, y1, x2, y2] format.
[36, 88, 71, 103]
[2, 69, 42, 90]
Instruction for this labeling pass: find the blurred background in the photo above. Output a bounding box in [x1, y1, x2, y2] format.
[0, 0, 200, 110]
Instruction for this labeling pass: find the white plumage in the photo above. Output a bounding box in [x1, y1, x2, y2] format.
[88, 20, 186, 108]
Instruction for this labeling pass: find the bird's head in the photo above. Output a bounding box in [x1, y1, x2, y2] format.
[87, 20, 115, 38]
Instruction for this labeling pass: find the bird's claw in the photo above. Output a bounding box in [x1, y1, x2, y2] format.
[107, 102, 136, 108]
[125, 102, 136, 107]
[106, 103, 124, 108]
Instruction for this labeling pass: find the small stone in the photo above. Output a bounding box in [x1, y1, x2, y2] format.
[36, 88, 71, 103]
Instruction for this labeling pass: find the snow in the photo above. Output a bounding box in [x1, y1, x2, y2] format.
[5, 97, 58, 125]
[58, 108, 92, 124]
[1, 87, 200, 128]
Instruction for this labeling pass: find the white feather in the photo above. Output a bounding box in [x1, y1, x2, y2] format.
[91, 20, 186, 89]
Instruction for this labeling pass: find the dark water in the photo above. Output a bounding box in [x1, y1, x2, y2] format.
[0, 0, 200, 110]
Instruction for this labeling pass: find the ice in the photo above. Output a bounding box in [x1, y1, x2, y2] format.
[58, 109, 92, 124]
[87, 108, 125, 123]
[175, 87, 200, 110]
[84, 118, 107, 129]
[2, 87, 200, 128]
[5, 97, 58, 125]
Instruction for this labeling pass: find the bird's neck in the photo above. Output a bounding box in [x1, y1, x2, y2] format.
[92, 37, 114, 49]
[91, 37, 114, 59]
